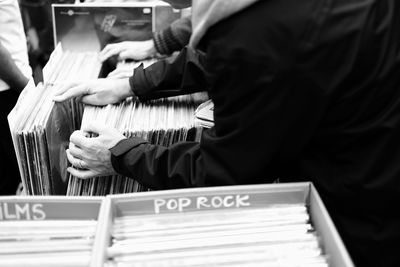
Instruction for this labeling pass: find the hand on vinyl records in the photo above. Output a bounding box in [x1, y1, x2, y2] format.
[107, 68, 133, 79]
[53, 78, 133, 106]
[66, 123, 126, 179]
[99, 40, 156, 62]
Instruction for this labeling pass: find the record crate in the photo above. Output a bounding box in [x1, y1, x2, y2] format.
[93, 182, 354, 267]
[0, 196, 105, 267]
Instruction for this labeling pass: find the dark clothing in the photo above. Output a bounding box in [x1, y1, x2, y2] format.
[0, 89, 21, 195]
[128, 47, 206, 101]
[112, 0, 400, 266]
[153, 16, 191, 55]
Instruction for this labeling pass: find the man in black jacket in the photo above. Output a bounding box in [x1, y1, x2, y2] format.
[55, 0, 400, 265]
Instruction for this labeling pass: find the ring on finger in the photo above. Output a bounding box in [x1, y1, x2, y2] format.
[77, 159, 84, 169]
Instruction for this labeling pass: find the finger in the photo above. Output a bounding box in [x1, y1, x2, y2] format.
[100, 43, 112, 53]
[110, 72, 132, 79]
[99, 43, 115, 58]
[107, 69, 120, 78]
[107, 69, 132, 79]
[52, 81, 79, 97]
[101, 47, 121, 61]
[81, 94, 111, 106]
[66, 149, 87, 169]
[80, 94, 101, 106]
[70, 130, 92, 149]
[67, 167, 98, 179]
[68, 143, 84, 159]
[119, 50, 136, 60]
[99, 46, 122, 62]
[100, 43, 118, 54]
[53, 84, 89, 102]
[81, 121, 109, 135]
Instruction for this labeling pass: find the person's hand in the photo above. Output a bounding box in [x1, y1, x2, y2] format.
[107, 68, 133, 79]
[99, 40, 156, 62]
[66, 122, 126, 179]
[53, 78, 132, 106]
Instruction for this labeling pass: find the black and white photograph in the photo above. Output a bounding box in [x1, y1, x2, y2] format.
[1, 0, 399, 266]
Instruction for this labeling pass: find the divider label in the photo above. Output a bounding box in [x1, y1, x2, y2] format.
[154, 195, 251, 214]
[0, 202, 46, 220]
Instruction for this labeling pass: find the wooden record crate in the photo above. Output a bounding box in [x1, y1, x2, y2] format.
[0, 196, 105, 266]
[92, 182, 354, 267]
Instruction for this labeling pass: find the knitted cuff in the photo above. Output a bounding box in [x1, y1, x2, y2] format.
[153, 27, 184, 55]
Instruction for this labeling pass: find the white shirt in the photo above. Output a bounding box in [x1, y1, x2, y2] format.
[0, 0, 32, 91]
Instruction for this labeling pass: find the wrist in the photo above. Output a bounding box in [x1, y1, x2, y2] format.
[119, 78, 134, 99]
[109, 135, 127, 150]
[145, 39, 157, 57]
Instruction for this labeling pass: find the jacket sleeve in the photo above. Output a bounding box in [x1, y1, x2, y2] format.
[111, 0, 328, 190]
[110, 137, 205, 190]
[129, 46, 207, 101]
[153, 16, 192, 55]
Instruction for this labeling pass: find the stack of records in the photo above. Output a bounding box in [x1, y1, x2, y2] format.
[9, 43, 207, 196]
[8, 44, 102, 195]
[105, 204, 329, 267]
[67, 92, 208, 196]
[0, 219, 97, 267]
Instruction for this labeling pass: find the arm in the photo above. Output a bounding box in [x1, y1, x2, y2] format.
[99, 16, 191, 62]
[131, 46, 207, 101]
[108, 0, 327, 189]
[53, 47, 207, 104]
[99, 40, 156, 62]
[153, 16, 191, 55]
[0, 41, 29, 93]
[69, 0, 323, 189]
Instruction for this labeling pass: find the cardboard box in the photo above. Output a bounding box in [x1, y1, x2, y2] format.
[93, 182, 354, 267]
[0, 196, 105, 266]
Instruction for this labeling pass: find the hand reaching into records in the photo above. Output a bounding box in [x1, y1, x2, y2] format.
[66, 122, 126, 179]
[99, 40, 157, 62]
[53, 78, 133, 106]
[107, 68, 133, 79]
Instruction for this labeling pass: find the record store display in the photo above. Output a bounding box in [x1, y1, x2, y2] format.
[0, 185, 353, 267]
[0, 0, 359, 266]
[66, 92, 208, 196]
[8, 2, 198, 197]
[8, 43, 207, 196]
[95, 183, 354, 267]
[8, 44, 102, 195]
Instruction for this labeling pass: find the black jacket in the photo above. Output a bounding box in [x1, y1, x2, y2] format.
[112, 1, 400, 265]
